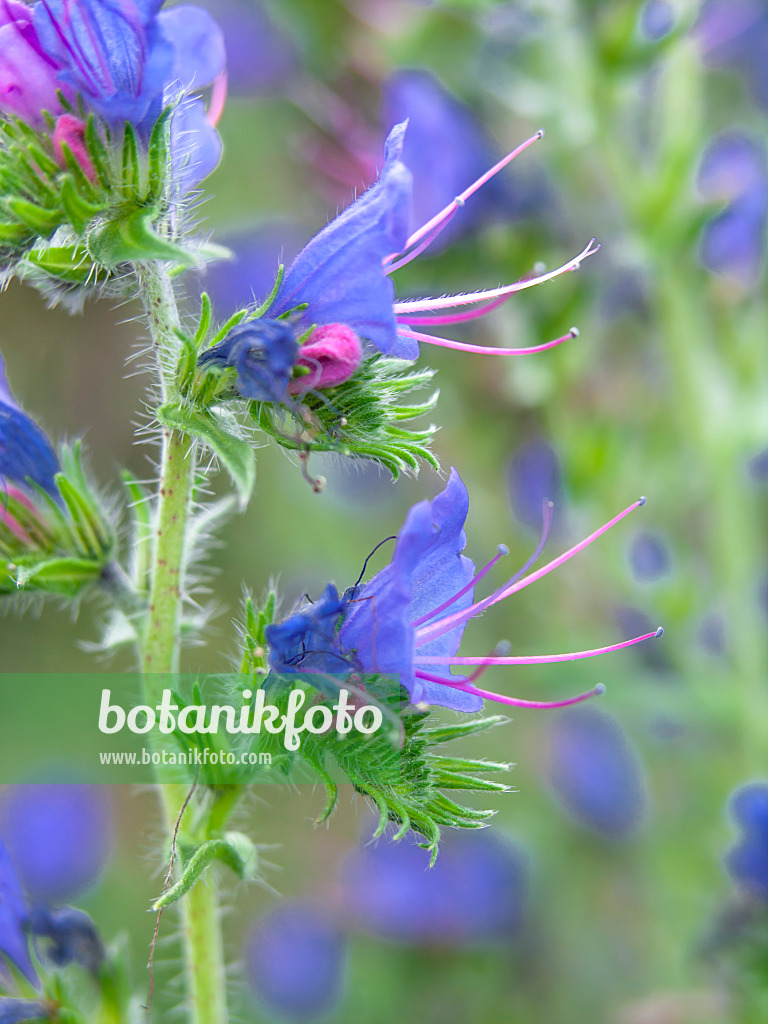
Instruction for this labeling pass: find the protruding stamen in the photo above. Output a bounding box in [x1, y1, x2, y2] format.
[395, 326, 578, 357]
[411, 543, 509, 628]
[384, 210, 459, 274]
[414, 628, 662, 667]
[469, 640, 512, 683]
[393, 239, 600, 315]
[396, 295, 510, 327]
[208, 70, 229, 127]
[416, 497, 643, 648]
[394, 130, 544, 256]
[414, 670, 605, 710]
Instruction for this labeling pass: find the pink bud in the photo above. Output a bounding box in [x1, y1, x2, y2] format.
[52, 114, 96, 183]
[288, 324, 363, 394]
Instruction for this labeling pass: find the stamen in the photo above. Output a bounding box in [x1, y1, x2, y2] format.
[411, 544, 509, 628]
[414, 670, 606, 709]
[416, 497, 645, 648]
[208, 70, 229, 127]
[396, 295, 509, 326]
[393, 239, 600, 315]
[469, 640, 512, 683]
[414, 628, 663, 667]
[394, 130, 544, 256]
[384, 210, 459, 274]
[396, 326, 577, 357]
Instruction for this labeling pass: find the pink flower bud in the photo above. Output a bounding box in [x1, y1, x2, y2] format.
[289, 324, 363, 394]
[52, 114, 96, 183]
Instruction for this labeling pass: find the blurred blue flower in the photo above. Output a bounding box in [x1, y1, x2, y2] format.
[508, 438, 563, 533]
[267, 470, 658, 712]
[342, 829, 528, 945]
[0, 999, 50, 1023]
[198, 320, 299, 402]
[0, 784, 111, 903]
[206, 0, 297, 96]
[726, 781, 768, 900]
[699, 131, 768, 285]
[268, 122, 413, 358]
[0, 354, 60, 497]
[640, 0, 675, 39]
[698, 1, 768, 110]
[244, 902, 347, 1022]
[33, 0, 224, 133]
[382, 70, 543, 247]
[546, 706, 648, 839]
[26, 907, 104, 974]
[747, 447, 768, 482]
[202, 223, 306, 315]
[628, 531, 670, 583]
[0, 841, 36, 984]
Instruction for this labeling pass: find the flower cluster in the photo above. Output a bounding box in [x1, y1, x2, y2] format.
[725, 782, 768, 901]
[266, 469, 662, 712]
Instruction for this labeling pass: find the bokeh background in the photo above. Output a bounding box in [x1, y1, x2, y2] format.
[3, 0, 768, 1020]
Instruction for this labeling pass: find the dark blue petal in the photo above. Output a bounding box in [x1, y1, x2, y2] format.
[546, 707, 648, 839]
[198, 320, 299, 403]
[0, 356, 59, 497]
[1, 785, 111, 903]
[725, 835, 768, 901]
[158, 5, 225, 92]
[268, 123, 413, 356]
[343, 830, 528, 944]
[244, 903, 347, 1022]
[27, 907, 105, 974]
[266, 584, 350, 675]
[340, 468, 481, 711]
[0, 842, 35, 985]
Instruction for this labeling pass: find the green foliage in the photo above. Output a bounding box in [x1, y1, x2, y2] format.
[252, 354, 440, 479]
[0, 442, 116, 597]
[153, 832, 258, 910]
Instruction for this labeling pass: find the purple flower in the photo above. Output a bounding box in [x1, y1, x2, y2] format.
[628, 531, 670, 582]
[0, 785, 111, 902]
[267, 470, 662, 712]
[726, 782, 768, 900]
[33, 0, 224, 133]
[198, 320, 299, 403]
[0, 354, 60, 498]
[264, 122, 598, 362]
[0, 0, 67, 125]
[205, 0, 296, 97]
[546, 707, 648, 839]
[342, 829, 528, 945]
[697, 1, 768, 110]
[508, 437, 563, 533]
[244, 903, 347, 1022]
[699, 132, 768, 285]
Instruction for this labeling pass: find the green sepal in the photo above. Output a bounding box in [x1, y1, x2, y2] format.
[12, 556, 103, 596]
[23, 244, 107, 285]
[4, 196, 63, 234]
[59, 175, 105, 234]
[88, 208, 193, 267]
[156, 402, 256, 505]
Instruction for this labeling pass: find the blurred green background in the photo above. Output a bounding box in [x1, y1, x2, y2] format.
[3, 0, 768, 1021]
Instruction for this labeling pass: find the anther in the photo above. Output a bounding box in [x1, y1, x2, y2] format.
[569, 326, 580, 338]
[594, 683, 606, 695]
[639, 496, 647, 506]
[655, 626, 664, 637]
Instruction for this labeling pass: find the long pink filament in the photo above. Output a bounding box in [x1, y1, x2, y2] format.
[208, 70, 229, 127]
[411, 544, 509, 628]
[395, 129, 544, 256]
[384, 210, 458, 274]
[393, 239, 600, 315]
[416, 497, 646, 647]
[396, 326, 577, 357]
[414, 670, 605, 710]
[396, 295, 509, 327]
[414, 628, 662, 667]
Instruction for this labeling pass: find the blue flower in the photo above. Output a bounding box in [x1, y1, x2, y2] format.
[33, 0, 224, 133]
[0, 841, 36, 984]
[545, 707, 648, 839]
[725, 781, 768, 900]
[342, 829, 528, 945]
[244, 903, 347, 1022]
[267, 123, 413, 358]
[0, 999, 51, 1023]
[198, 320, 299, 403]
[628, 531, 670, 583]
[262, 121, 597, 362]
[25, 907, 104, 975]
[0, 354, 60, 498]
[267, 470, 660, 712]
[1, 785, 111, 903]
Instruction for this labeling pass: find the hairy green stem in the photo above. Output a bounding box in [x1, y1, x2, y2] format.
[137, 261, 229, 1024]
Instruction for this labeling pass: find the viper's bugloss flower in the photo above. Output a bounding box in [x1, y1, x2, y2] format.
[265, 122, 598, 361]
[0, 998, 51, 1022]
[0, 841, 36, 984]
[1, 785, 111, 903]
[628, 531, 670, 583]
[546, 707, 647, 839]
[699, 132, 768, 285]
[726, 781, 768, 900]
[245, 903, 347, 1022]
[199, 320, 299, 402]
[207, 0, 296, 97]
[288, 325, 363, 395]
[0, 0, 67, 126]
[267, 469, 662, 712]
[697, 1, 768, 110]
[0, 355, 59, 498]
[342, 829, 528, 945]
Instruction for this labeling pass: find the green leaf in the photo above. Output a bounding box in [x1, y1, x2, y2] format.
[152, 833, 258, 910]
[157, 402, 256, 504]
